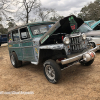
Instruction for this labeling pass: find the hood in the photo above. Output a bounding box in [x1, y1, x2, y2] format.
[86, 30, 100, 36]
[40, 15, 84, 44]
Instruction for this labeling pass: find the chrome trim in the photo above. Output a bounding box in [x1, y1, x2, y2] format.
[61, 46, 99, 65]
[69, 33, 81, 38]
[39, 44, 64, 50]
[61, 61, 78, 70]
[70, 36, 82, 52]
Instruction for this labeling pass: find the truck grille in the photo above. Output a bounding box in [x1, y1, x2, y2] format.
[70, 36, 83, 53]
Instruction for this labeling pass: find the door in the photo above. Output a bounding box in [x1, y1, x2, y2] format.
[19, 27, 35, 61]
[12, 29, 23, 60]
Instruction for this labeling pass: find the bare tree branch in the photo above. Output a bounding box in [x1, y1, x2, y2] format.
[16, 0, 40, 23]
[37, 7, 55, 21]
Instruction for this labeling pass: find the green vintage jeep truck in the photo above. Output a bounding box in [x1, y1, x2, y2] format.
[7, 15, 99, 83]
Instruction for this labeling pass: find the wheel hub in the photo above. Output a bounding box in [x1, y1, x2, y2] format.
[11, 55, 15, 66]
[45, 65, 55, 80]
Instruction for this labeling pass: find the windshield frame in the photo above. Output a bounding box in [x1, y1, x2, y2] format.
[30, 24, 55, 36]
[77, 23, 93, 33]
[88, 21, 97, 26]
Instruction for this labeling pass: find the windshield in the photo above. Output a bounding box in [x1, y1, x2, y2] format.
[30, 24, 54, 35]
[78, 24, 92, 33]
[89, 21, 97, 26]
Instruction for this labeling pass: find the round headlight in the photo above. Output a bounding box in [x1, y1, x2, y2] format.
[82, 33, 86, 40]
[63, 37, 70, 44]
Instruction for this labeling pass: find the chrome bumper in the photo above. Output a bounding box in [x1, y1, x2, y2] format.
[61, 46, 99, 65]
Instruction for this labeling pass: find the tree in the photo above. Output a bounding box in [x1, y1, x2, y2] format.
[16, 0, 40, 23]
[7, 17, 16, 27]
[50, 16, 64, 21]
[8, 22, 15, 28]
[50, 11, 64, 21]
[0, 0, 15, 28]
[0, 17, 2, 21]
[0, 24, 8, 34]
[37, 6, 54, 21]
[78, 5, 89, 20]
[0, 0, 14, 20]
[78, 0, 100, 21]
[0, 28, 8, 34]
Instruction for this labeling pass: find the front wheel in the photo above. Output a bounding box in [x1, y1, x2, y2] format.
[43, 59, 61, 84]
[10, 52, 22, 68]
[80, 59, 94, 66]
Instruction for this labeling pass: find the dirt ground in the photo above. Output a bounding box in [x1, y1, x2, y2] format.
[0, 44, 100, 100]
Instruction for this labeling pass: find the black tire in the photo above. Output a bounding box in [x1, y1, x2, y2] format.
[80, 59, 94, 66]
[10, 52, 22, 68]
[43, 59, 61, 84]
[0, 43, 1, 46]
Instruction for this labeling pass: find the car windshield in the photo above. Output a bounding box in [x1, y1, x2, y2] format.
[89, 21, 97, 26]
[77, 24, 92, 33]
[30, 24, 54, 35]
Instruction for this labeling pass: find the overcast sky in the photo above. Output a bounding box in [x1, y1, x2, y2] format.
[41, 0, 95, 16]
[2, 0, 96, 27]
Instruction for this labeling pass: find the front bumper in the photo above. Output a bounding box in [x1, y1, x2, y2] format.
[61, 46, 99, 65]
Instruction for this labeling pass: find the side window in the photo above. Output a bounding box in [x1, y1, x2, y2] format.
[20, 27, 30, 40]
[12, 30, 20, 41]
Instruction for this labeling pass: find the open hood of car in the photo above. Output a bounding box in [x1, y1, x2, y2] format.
[40, 15, 84, 44]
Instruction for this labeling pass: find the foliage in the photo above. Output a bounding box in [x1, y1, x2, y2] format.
[0, 0, 14, 20]
[37, 7, 55, 21]
[0, 26, 8, 34]
[78, 0, 100, 21]
[0, 23, 8, 34]
[7, 17, 16, 28]
[8, 22, 15, 28]
[50, 16, 64, 21]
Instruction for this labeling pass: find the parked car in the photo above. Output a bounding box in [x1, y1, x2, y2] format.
[0, 34, 7, 46]
[78, 23, 100, 48]
[7, 15, 99, 83]
[85, 20, 100, 30]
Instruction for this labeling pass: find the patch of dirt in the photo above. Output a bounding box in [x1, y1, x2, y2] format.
[0, 57, 3, 59]
[0, 46, 100, 100]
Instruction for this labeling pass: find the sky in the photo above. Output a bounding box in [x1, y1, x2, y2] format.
[41, 0, 96, 16]
[1, 0, 96, 27]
